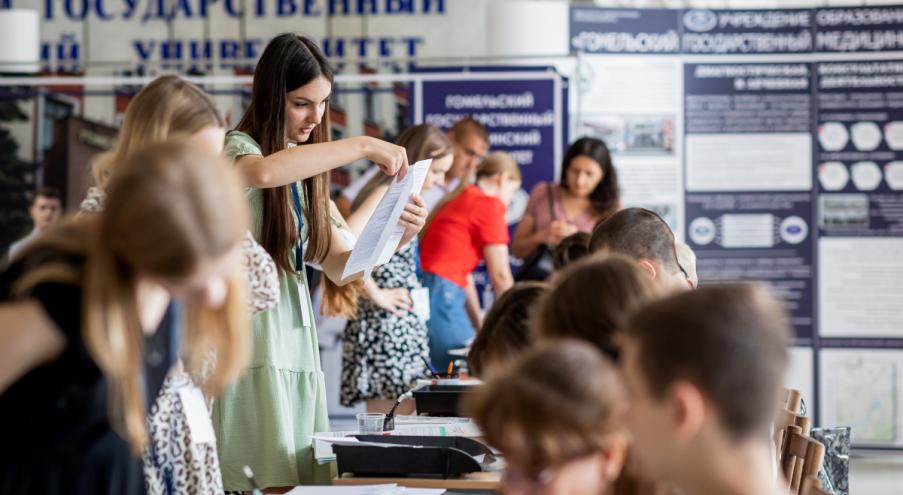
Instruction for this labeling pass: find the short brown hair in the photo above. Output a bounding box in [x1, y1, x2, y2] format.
[625, 284, 792, 438]
[533, 255, 661, 359]
[589, 208, 682, 275]
[32, 187, 61, 204]
[465, 341, 625, 475]
[552, 232, 590, 271]
[467, 282, 548, 377]
[450, 116, 489, 144]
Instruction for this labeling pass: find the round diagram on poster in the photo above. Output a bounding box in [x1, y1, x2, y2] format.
[689, 217, 716, 246]
[818, 162, 850, 191]
[851, 161, 883, 191]
[818, 122, 849, 151]
[885, 162, 903, 190]
[850, 122, 883, 151]
[779, 216, 808, 245]
[883, 122, 903, 150]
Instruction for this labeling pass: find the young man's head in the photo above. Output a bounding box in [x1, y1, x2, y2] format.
[619, 284, 791, 486]
[447, 117, 490, 181]
[589, 208, 690, 291]
[29, 187, 63, 231]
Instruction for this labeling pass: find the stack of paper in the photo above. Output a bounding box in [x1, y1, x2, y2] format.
[286, 484, 445, 494]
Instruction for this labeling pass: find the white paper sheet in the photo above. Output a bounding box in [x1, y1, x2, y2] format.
[342, 159, 431, 279]
[288, 487, 446, 495]
[686, 133, 812, 192]
[818, 237, 903, 338]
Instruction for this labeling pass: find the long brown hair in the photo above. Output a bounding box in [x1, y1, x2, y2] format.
[15, 142, 250, 453]
[92, 74, 223, 188]
[236, 33, 334, 270]
[532, 255, 661, 359]
[560, 137, 620, 216]
[465, 340, 626, 477]
[350, 124, 454, 213]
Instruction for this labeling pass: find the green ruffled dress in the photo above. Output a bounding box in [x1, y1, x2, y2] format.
[212, 130, 332, 490]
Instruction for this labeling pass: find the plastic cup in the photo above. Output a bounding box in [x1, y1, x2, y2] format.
[357, 412, 386, 434]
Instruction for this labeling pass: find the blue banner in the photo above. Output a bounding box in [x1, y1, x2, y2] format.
[570, 7, 680, 54]
[816, 6, 903, 53]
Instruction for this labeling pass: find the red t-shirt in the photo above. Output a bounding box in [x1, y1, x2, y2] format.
[420, 185, 510, 288]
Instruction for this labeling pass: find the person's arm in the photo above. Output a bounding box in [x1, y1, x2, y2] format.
[464, 274, 483, 330]
[362, 278, 412, 316]
[484, 244, 514, 296]
[511, 213, 546, 259]
[0, 301, 66, 394]
[235, 136, 408, 189]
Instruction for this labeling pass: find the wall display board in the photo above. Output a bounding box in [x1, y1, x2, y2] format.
[572, 5, 903, 451]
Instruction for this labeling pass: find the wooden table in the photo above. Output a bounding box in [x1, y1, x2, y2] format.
[333, 471, 501, 491]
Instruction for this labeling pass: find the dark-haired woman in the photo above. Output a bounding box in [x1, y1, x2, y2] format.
[511, 137, 621, 260]
[212, 33, 428, 490]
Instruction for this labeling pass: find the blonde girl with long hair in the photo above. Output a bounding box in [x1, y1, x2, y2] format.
[76, 74, 277, 494]
[419, 152, 522, 370]
[0, 142, 250, 495]
[80, 74, 280, 316]
[214, 33, 428, 490]
[340, 124, 454, 413]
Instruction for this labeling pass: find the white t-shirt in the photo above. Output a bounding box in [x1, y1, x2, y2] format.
[7, 229, 38, 261]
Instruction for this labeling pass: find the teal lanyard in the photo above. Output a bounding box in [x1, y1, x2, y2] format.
[290, 182, 305, 273]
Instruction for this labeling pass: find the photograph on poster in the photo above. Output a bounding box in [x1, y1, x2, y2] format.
[819, 237, 903, 338]
[819, 194, 870, 228]
[820, 349, 903, 447]
[578, 114, 674, 155]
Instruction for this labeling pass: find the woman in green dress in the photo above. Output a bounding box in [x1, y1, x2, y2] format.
[213, 33, 428, 491]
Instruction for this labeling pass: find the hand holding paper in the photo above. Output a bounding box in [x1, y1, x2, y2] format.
[342, 159, 431, 280]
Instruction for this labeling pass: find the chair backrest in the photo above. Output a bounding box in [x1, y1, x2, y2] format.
[784, 388, 803, 415]
[781, 431, 825, 494]
[800, 476, 830, 495]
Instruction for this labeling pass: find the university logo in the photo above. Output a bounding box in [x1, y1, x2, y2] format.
[683, 9, 717, 32]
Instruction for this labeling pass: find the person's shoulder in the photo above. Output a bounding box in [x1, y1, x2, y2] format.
[527, 180, 556, 202]
[224, 130, 263, 160]
[473, 191, 506, 214]
[529, 180, 552, 194]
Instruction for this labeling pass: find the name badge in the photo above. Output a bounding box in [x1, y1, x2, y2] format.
[411, 287, 430, 322]
[177, 386, 216, 445]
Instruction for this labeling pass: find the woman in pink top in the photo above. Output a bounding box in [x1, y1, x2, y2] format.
[512, 137, 621, 260]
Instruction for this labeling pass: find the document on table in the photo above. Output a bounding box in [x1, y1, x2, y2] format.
[342, 159, 431, 280]
[286, 484, 446, 494]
